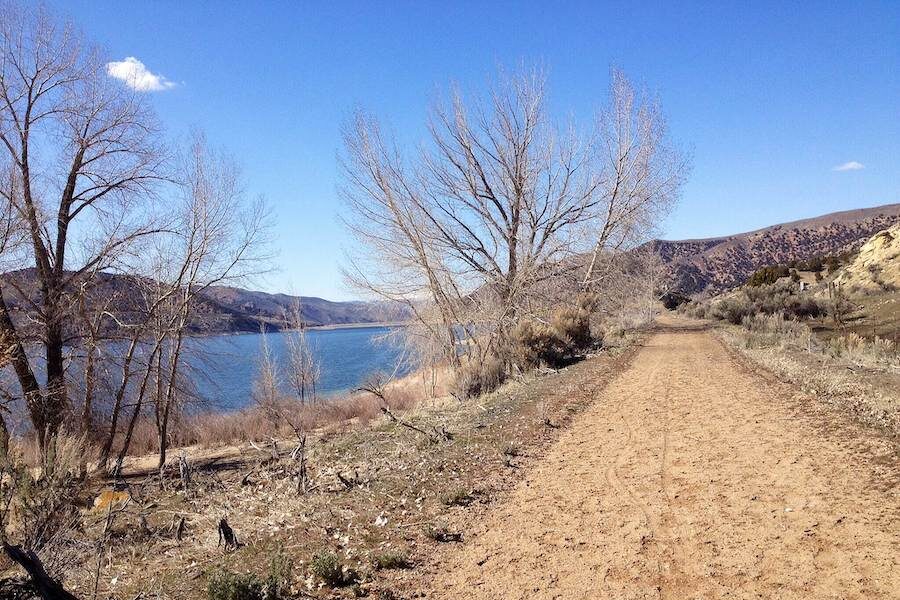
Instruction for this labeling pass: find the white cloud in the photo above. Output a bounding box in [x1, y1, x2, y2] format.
[106, 57, 175, 92]
[832, 161, 865, 172]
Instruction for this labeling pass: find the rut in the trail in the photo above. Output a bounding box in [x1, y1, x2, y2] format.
[423, 326, 900, 600]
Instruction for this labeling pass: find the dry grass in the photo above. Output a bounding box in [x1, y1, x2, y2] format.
[826, 331, 898, 368]
[718, 319, 900, 438]
[28, 334, 640, 599]
[48, 367, 446, 465]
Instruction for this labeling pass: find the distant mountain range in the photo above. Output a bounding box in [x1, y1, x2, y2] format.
[3, 205, 897, 333]
[198, 286, 409, 331]
[651, 203, 900, 296]
[0, 269, 409, 335]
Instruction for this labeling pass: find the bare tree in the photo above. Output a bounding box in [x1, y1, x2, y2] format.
[0, 3, 165, 457]
[827, 281, 852, 330]
[99, 134, 269, 475]
[253, 324, 282, 422]
[284, 301, 320, 404]
[98, 279, 173, 474]
[144, 133, 269, 471]
[581, 70, 688, 286]
[633, 247, 670, 323]
[253, 324, 310, 492]
[341, 67, 687, 390]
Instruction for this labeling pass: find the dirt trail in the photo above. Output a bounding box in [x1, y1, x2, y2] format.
[425, 320, 900, 599]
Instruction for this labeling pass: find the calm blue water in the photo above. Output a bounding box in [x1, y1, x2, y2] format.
[187, 326, 406, 410]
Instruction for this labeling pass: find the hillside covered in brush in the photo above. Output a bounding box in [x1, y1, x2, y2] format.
[200, 285, 410, 330]
[651, 203, 900, 295]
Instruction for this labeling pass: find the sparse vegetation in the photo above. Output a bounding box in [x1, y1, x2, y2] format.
[207, 552, 291, 600]
[719, 321, 899, 436]
[686, 279, 826, 325]
[440, 488, 474, 507]
[826, 331, 898, 366]
[0, 0, 896, 598]
[309, 551, 342, 586]
[501, 442, 521, 457]
[372, 552, 411, 570]
[22, 338, 633, 598]
[207, 570, 267, 600]
[693, 264, 900, 439]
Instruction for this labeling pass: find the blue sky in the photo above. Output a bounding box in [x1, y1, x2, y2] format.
[48, 1, 900, 299]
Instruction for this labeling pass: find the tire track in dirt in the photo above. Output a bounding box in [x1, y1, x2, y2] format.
[654, 370, 678, 600]
[421, 320, 900, 599]
[603, 361, 658, 537]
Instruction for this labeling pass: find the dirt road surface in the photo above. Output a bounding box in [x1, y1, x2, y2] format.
[424, 321, 900, 599]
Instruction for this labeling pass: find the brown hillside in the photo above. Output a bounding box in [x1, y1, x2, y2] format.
[0, 269, 409, 336]
[652, 203, 900, 295]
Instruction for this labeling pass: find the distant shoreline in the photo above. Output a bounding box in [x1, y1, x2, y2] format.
[189, 321, 409, 338]
[306, 321, 409, 331]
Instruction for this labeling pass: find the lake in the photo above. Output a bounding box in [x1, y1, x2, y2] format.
[187, 326, 407, 410]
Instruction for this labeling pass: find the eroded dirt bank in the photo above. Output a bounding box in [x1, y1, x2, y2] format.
[421, 322, 900, 599]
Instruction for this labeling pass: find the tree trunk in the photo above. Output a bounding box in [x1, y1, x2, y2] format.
[157, 425, 167, 471]
[0, 288, 45, 446]
[98, 338, 140, 470]
[81, 344, 96, 435]
[0, 412, 9, 463]
[2, 543, 80, 600]
[42, 297, 68, 456]
[112, 343, 160, 476]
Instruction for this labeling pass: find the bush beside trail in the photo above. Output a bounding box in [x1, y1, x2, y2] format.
[453, 295, 604, 399]
[681, 279, 826, 325]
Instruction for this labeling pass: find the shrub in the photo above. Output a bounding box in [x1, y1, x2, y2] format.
[372, 552, 411, 570]
[310, 551, 357, 587]
[266, 550, 292, 599]
[781, 294, 825, 319]
[207, 570, 265, 600]
[713, 297, 752, 325]
[451, 352, 505, 399]
[1, 435, 85, 581]
[551, 305, 592, 351]
[713, 280, 824, 324]
[802, 256, 824, 272]
[678, 300, 712, 319]
[454, 298, 599, 399]
[746, 265, 791, 287]
[826, 284, 854, 326]
[739, 313, 811, 349]
[661, 292, 690, 310]
[511, 303, 595, 370]
[207, 550, 292, 600]
[510, 320, 565, 368]
[828, 332, 899, 367]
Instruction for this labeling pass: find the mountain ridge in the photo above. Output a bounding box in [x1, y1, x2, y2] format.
[0, 269, 409, 335]
[651, 203, 900, 295]
[2, 204, 896, 331]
